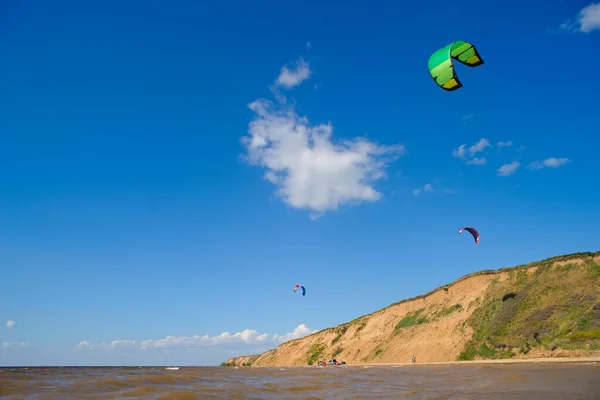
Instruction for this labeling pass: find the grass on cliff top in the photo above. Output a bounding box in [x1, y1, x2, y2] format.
[458, 256, 600, 361]
[220, 354, 261, 367]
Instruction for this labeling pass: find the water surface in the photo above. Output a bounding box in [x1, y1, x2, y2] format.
[1, 363, 599, 399]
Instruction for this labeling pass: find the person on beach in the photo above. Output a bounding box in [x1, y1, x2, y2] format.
[412, 355, 416, 365]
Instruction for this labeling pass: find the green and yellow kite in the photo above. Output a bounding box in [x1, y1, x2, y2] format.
[428, 41, 484, 91]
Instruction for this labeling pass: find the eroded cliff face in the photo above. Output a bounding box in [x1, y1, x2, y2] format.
[224, 252, 600, 367]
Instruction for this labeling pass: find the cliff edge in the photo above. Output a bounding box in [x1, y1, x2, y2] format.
[223, 251, 600, 367]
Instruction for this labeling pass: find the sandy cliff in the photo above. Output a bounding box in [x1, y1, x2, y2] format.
[223, 251, 600, 367]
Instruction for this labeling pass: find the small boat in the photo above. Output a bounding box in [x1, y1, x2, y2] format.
[165, 367, 180, 371]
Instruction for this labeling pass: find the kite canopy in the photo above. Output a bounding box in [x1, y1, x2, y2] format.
[428, 41, 484, 91]
[293, 284, 306, 296]
[458, 226, 480, 244]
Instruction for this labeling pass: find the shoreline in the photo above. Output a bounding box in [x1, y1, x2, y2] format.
[359, 356, 600, 367]
[244, 356, 600, 368]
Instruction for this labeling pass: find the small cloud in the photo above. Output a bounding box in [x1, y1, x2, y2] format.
[452, 144, 467, 159]
[2, 342, 28, 348]
[461, 113, 474, 120]
[275, 58, 311, 89]
[467, 157, 487, 165]
[306, 41, 311, 49]
[469, 138, 492, 154]
[75, 324, 317, 351]
[497, 161, 520, 176]
[108, 340, 137, 349]
[452, 138, 491, 164]
[560, 2, 600, 33]
[272, 324, 317, 343]
[75, 341, 93, 350]
[5, 320, 16, 328]
[542, 157, 571, 167]
[517, 145, 526, 152]
[527, 157, 571, 170]
[413, 183, 435, 196]
[461, 113, 474, 124]
[496, 141, 513, 154]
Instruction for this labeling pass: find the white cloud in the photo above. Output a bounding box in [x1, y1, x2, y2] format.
[75, 341, 93, 350]
[5, 320, 16, 328]
[275, 58, 311, 89]
[2, 342, 28, 348]
[527, 157, 571, 170]
[108, 340, 137, 349]
[306, 41, 311, 49]
[496, 141, 513, 155]
[452, 138, 491, 164]
[75, 324, 317, 352]
[412, 183, 434, 196]
[138, 330, 271, 350]
[467, 157, 487, 165]
[497, 161, 521, 176]
[461, 113, 474, 124]
[451, 145, 467, 159]
[469, 138, 492, 154]
[580, 3, 600, 31]
[242, 95, 405, 218]
[561, 3, 600, 33]
[272, 324, 315, 342]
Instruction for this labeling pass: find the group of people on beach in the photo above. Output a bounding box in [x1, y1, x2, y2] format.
[316, 359, 346, 366]
[314, 356, 416, 367]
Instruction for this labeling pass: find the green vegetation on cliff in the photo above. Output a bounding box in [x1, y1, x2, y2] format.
[457, 252, 600, 360]
[307, 343, 326, 365]
[394, 308, 428, 332]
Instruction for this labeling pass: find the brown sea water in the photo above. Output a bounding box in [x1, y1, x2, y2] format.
[1, 363, 599, 399]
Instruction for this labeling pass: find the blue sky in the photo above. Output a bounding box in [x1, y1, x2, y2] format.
[1, 0, 599, 366]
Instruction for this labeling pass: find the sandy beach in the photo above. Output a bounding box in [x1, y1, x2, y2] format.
[241, 356, 600, 368]
[358, 356, 600, 367]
